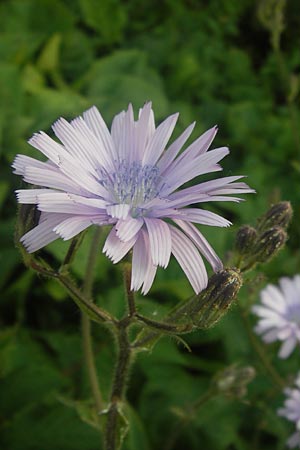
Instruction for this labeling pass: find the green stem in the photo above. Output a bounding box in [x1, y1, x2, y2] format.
[104, 323, 132, 450]
[60, 232, 86, 270]
[135, 313, 193, 334]
[123, 263, 136, 317]
[104, 268, 135, 450]
[27, 257, 114, 323]
[59, 274, 114, 323]
[82, 228, 104, 413]
[238, 306, 285, 389]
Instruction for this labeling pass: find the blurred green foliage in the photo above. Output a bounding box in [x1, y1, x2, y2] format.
[1, 0, 300, 449]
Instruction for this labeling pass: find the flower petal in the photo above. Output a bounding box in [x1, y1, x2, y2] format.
[115, 216, 144, 242]
[162, 147, 230, 195]
[106, 204, 130, 219]
[54, 216, 95, 240]
[12, 154, 52, 176]
[52, 118, 101, 176]
[279, 336, 297, 358]
[173, 208, 231, 227]
[83, 106, 118, 163]
[174, 219, 223, 272]
[34, 192, 107, 215]
[131, 229, 157, 294]
[114, 103, 137, 162]
[22, 166, 92, 196]
[142, 113, 179, 166]
[158, 121, 196, 174]
[103, 226, 138, 264]
[20, 213, 70, 253]
[29, 132, 108, 197]
[163, 125, 218, 177]
[136, 102, 154, 158]
[170, 225, 208, 293]
[144, 218, 171, 268]
[71, 116, 114, 172]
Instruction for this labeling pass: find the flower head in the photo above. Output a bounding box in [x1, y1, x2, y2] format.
[252, 275, 300, 358]
[278, 373, 300, 448]
[13, 103, 253, 294]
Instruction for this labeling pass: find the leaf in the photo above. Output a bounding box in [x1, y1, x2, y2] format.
[27, 86, 89, 130]
[1, 401, 101, 450]
[37, 33, 62, 73]
[82, 50, 169, 120]
[57, 395, 102, 431]
[123, 404, 150, 450]
[79, 0, 126, 44]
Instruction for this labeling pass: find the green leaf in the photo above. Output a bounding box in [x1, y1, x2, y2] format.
[79, 0, 126, 44]
[37, 33, 62, 73]
[123, 404, 150, 450]
[1, 401, 101, 450]
[27, 86, 89, 130]
[57, 395, 102, 431]
[82, 50, 169, 120]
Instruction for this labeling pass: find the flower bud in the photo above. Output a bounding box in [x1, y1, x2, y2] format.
[235, 225, 257, 255]
[15, 204, 40, 246]
[192, 268, 243, 328]
[253, 226, 287, 263]
[257, 201, 293, 232]
[213, 365, 256, 398]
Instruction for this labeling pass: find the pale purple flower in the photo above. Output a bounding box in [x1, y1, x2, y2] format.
[252, 276, 300, 358]
[278, 373, 300, 448]
[13, 103, 253, 294]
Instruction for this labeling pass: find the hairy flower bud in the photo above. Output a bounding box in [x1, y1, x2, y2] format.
[253, 226, 287, 263]
[213, 365, 256, 398]
[191, 268, 243, 328]
[257, 201, 293, 232]
[235, 225, 257, 255]
[15, 203, 41, 246]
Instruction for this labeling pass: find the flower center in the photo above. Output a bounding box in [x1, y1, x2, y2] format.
[101, 161, 161, 207]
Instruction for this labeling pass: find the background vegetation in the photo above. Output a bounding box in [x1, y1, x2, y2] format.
[1, 0, 300, 449]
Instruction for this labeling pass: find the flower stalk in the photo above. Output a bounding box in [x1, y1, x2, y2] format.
[104, 269, 135, 450]
[104, 323, 132, 450]
[82, 228, 104, 415]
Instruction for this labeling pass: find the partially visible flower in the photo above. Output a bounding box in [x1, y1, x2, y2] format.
[252, 275, 300, 358]
[278, 373, 300, 448]
[13, 103, 253, 294]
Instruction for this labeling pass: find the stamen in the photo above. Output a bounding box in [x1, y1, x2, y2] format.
[100, 161, 161, 209]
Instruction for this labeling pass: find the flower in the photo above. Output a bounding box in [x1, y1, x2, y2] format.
[13, 103, 253, 294]
[278, 373, 300, 448]
[252, 275, 300, 358]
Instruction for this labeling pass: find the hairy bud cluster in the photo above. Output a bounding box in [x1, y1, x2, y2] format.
[235, 201, 292, 270]
[185, 268, 243, 329]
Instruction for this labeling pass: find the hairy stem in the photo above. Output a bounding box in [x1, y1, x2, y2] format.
[82, 228, 104, 413]
[123, 262, 136, 317]
[104, 323, 132, 450]
[61, 232, 86, 269]
[104, 267, 135, 450]
[27, 256, 114, 323]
